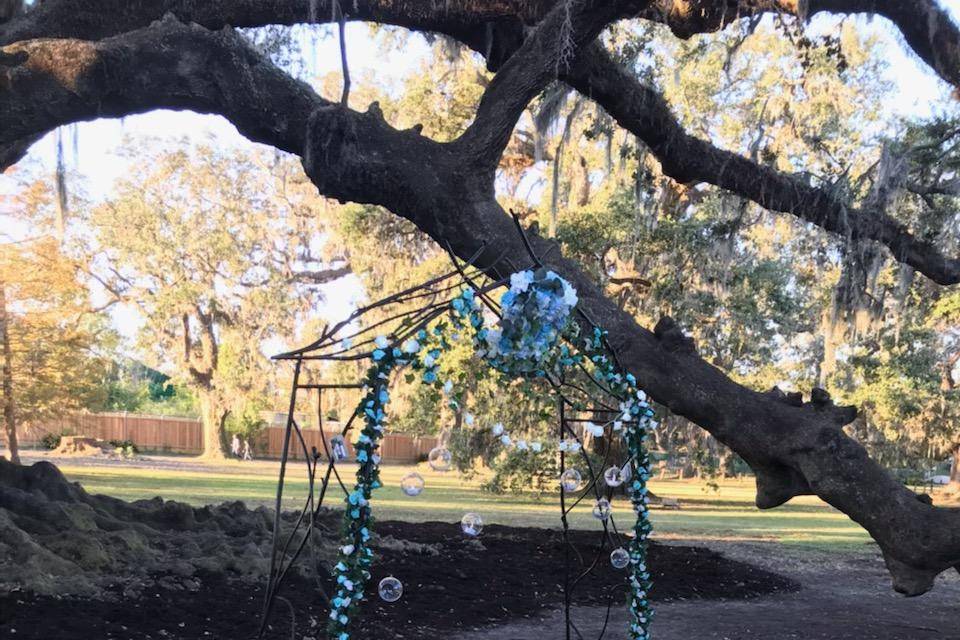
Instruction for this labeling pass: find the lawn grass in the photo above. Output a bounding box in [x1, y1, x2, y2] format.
[51, 457, 873, 552]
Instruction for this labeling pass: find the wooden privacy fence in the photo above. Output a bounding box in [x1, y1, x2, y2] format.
[21, 412, 203, 454]
[263, 427, 438, 463]
[16, 412, 438, 462]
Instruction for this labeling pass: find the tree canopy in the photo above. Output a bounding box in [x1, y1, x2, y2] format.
[78, 141, 347, 457]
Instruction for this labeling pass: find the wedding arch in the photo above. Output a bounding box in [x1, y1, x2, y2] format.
[260, 228, 656, 640]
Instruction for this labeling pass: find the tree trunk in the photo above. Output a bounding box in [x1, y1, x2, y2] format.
[950, 444, 960, 487]
[0, 285, 19, 465]
[199, 392, 226, 459]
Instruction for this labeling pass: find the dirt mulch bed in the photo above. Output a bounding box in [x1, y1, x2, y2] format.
[2, 520, 798, 640]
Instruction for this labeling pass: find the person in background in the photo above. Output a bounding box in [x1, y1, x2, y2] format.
[242, 438, 253, 461]
[230, 434, 242, 459]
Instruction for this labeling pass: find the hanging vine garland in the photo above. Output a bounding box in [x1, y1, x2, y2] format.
[450, 271, 655, 640]
[326, 340, 400, 640]
[265, 259, 655, 640]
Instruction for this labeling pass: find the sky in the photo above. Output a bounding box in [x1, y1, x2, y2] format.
[3, 8, 960, 356]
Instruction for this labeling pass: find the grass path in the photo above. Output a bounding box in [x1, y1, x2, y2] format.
[38, 454, 875, 552]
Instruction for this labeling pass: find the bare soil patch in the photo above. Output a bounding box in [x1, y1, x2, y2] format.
[0, 459, 798, 639]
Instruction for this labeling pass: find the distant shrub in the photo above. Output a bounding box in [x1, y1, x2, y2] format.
[108, 439, 140, 455]
[40, 433, 62, 450]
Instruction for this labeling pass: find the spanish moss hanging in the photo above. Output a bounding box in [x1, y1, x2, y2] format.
[259, 229, 656, 640]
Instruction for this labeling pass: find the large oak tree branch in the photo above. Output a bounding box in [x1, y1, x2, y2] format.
[1, 18, 958, 595]
[0, 17, 318, 155]
[4, 0, 960, 91]
[562, 43, 960, 284]
[4, 1, 960, 285]
[458, 0, 646, 166]
[649, 0, 960, 92]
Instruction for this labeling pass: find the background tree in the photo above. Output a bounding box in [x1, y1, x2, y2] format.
[79, 141, 349, 457]
[0, 235, 108, 464]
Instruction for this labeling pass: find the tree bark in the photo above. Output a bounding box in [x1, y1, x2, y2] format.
[0, 284, 19, 465]
[950, 444, 960, 487]
[199, 392, 226, 459]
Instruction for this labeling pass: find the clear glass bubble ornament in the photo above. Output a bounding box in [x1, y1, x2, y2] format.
[400, 472, 425, 497]
[592, 497, 612, 521]
[329, 434, 348, 462]
[610, 547, 630, 569]
[461, 512, 483, 537]
[378, 576, 403, 602]
[604, 465, 625, 488]
[427, 446, 452, 472]
[559, 468, 582, 492]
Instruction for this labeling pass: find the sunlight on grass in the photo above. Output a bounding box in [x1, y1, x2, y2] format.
[53, 458, 873, 552]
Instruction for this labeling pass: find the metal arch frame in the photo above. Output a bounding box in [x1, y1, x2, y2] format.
[259, 228, 643, 640]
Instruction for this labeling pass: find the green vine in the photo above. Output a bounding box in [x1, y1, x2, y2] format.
[327, 271, 653, 640]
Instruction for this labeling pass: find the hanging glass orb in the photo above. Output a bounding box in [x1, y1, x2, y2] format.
[427, 446, 452, 472]
[329, 435, 348, 462]
[559, 468, 582, 492]
[610, 547, 630, 569]
[460, 512, 483, 537]
[592, 497, 612, 521]
[378, 576, 403, 602]
[604, 465, 626, 488]
[400, 472, 425, 497]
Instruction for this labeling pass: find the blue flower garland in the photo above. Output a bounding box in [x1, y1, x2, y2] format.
[328, 328, 453, 640]
[582, 327, 654, 640]
[450, 276, 654, 640]
[327, 338, 409, 640]
[327, 270, 653, 640]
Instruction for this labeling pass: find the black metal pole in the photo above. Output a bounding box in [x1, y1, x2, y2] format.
[559, 397, 572, 640]
[258, 357, 302, 638]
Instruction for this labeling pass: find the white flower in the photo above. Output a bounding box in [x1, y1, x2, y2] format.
[530, 441, 543, 452]
[612, 421, 623, 431]
[509, 270, 534, 293]
[491, 423, 504, 436]
[402, 338, 421, 354]
[500, 434, 512, 446]
[636, 390, 647, 402]
[343, 579, 354, 591]
[586, 422, 604, 437]
[648, 420, 659, 430]
[484, 328, 502, 356]
[516, 439, 528, 451]
[464, 413, 475, 426]
[443, 380, 454, 394]
[423, 353, 436, 367]
[558, 441, 569, 452]
[568, 441, 582, 453]
[561, 280, 579, 307]
[341, 544, 355, 555]
[375, 335, 389, 349]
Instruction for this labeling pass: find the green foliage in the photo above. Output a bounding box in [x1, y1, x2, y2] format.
[108, 439, 139, 458]
[0, 229, 112, 443]
[224, 400, 269, 438]
[39, 433, 61, 450]
[481, 447, 605, 499]
[100, 359, 181, 413]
